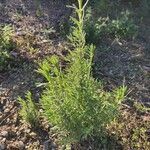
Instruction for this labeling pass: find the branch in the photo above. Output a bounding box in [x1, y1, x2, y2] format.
[82, 0, 90, 10]
[66, 4, 77, 10]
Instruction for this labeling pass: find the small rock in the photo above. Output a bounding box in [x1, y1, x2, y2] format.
[16, 31, 26, 36]
[0, 143, 6, 150]
[25, 129, 31, 133]
[21, 137, 26, 143]
[4, 108, 10, 113]
[43, 140, 56, 150]
[43, 140, 51, 150]
[18, 141, 25, 150]
[1, 138, 6, 143]
[29, 132, 37, 138]
[6, 118, 10, 123]
[10, 52, 18, 57]
[45, 124, 50, 130]
[0, 131, 8, 138]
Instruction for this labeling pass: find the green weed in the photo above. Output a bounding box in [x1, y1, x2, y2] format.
[18, 91, 39, 127]
[134, 101, 150, 113]
[108, 10, 138, 39]
[38, 0, 126, 144]
[85, 9, 137, 44]
[0, 25, 14, 71]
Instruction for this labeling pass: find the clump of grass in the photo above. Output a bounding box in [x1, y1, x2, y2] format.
[38, 0, 126, 144]
[133, 101, 150, 113]
[18, 91, 39, 127]
[0, 25, 14, 71]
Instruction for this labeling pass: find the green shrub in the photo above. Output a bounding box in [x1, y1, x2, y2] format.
[18, 91, 39, 127]
[0, 25, 14, 71]
[38, 0, 126, 144]
[108, 10, 138, 39]
[85, 8, 137, 44]
[84, 7, 109, 44]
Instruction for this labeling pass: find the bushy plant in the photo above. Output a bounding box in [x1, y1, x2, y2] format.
[18, 91, 39, 127]
[84, 7, 109, 44]
[108, 10, 138, 39]
[0, 25, 14, 71]
[39, 0, 126, 144]
[84, 8, 137, 44]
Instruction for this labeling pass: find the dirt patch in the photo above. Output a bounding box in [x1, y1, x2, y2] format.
[0, 0, 149, 149]
[0, 0, 70, 149]
[94, 37, 150, 105]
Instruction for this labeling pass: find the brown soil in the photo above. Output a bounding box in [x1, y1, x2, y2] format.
[0, 0, 149, 149]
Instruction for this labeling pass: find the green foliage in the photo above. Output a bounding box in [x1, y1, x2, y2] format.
[108, 10, 138, 39]
[85, 8, 137, 44]
[18, 91, 39, 127]
[131, 126, 150, 149]
[133, 101, 150, 113]
[84, 7, 109, 44]
[0, 25, 14, 71]
[38, 0, 126, 144]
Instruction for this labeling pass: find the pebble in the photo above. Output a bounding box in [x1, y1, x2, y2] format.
[45, 124, 50, 130]
[25, 129, 31, 133]
[6, 118, 10, 123]
[0, 131, 8, 138]
[18, 141, 25, 150]
[43, 140, 51, 150]
[0, 143, 6, 150]
[29, 132, 37, 138]
[43, 140, 57, 150]
[1, 138, 6, 143]
[4, 108, 10, 113]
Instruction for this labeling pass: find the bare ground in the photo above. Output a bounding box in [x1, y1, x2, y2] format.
[0, 0, 150, 149]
